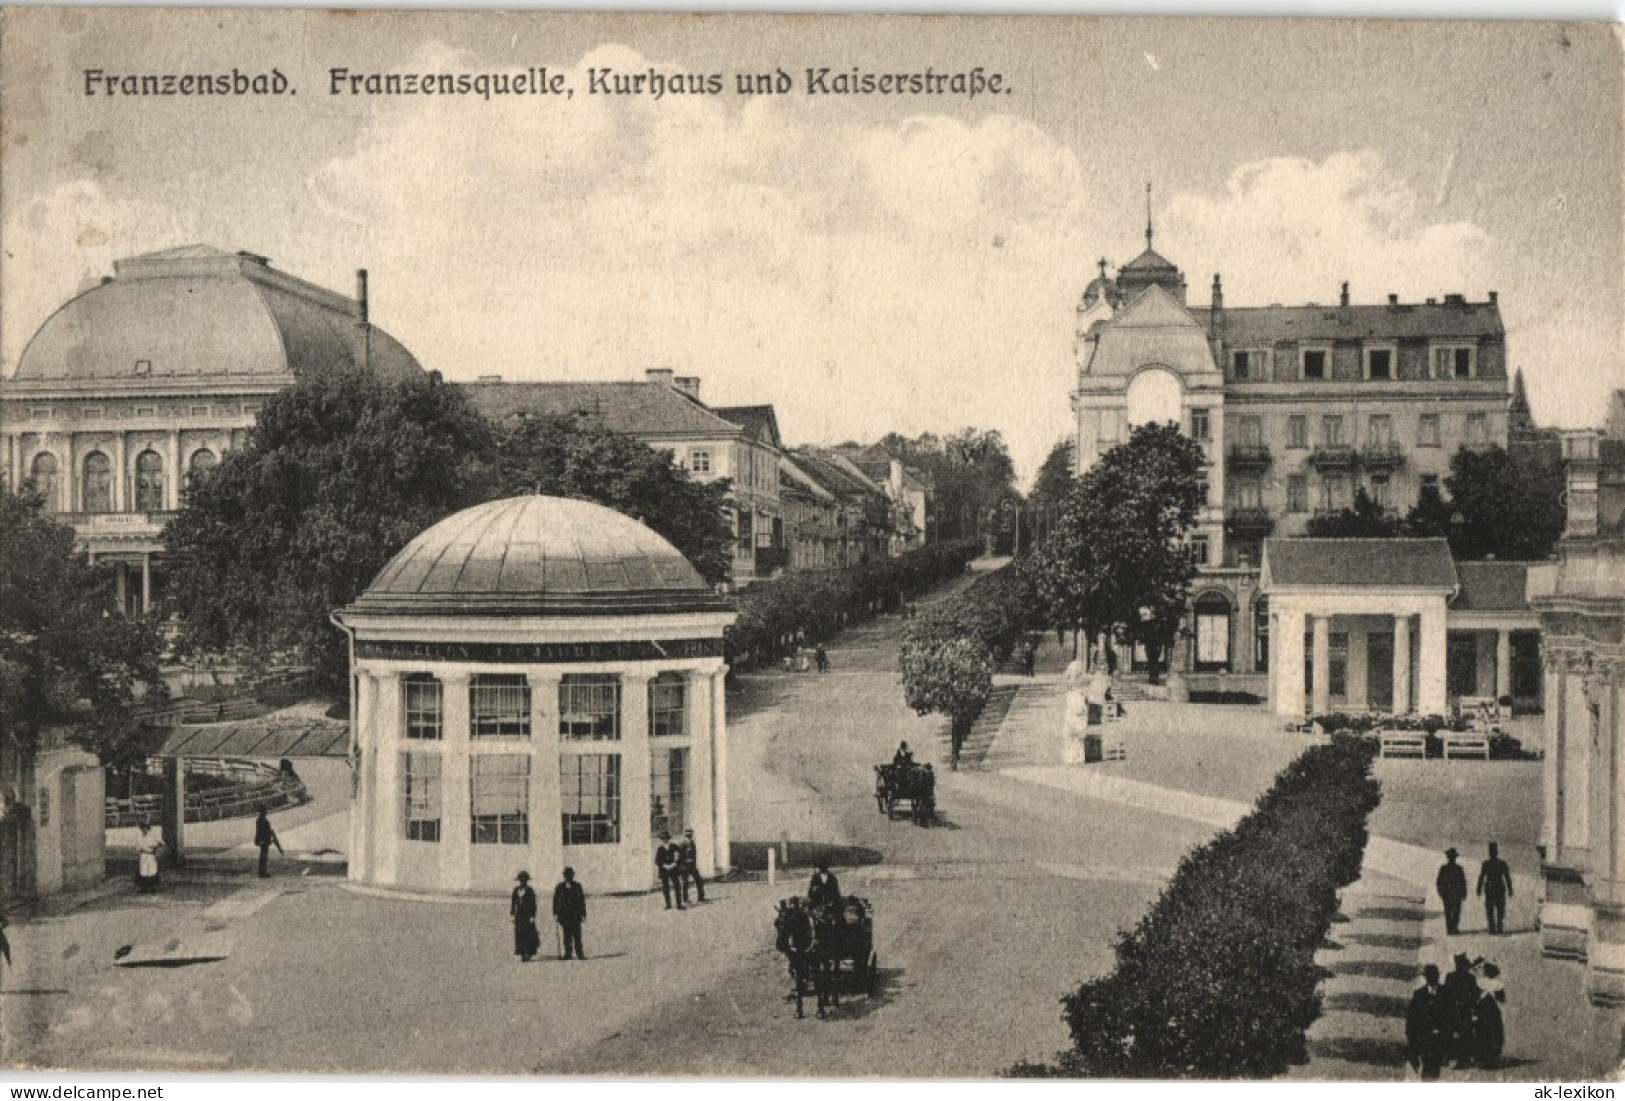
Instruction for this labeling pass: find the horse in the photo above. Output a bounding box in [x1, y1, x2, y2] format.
[775, 898, 832, 1019]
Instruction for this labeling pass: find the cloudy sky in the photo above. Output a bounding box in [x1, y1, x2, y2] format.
[2, 12, 1620, 483]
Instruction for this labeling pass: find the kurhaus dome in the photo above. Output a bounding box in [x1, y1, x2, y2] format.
[15, 245, 422, 384]
[348, 495, 731, 617]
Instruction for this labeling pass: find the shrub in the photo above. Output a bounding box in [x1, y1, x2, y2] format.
[1022, 737, 1381, 1078]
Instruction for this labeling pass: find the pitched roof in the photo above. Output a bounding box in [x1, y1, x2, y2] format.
[459, 381, 741, 439]
[1452, 561, 1533, 612]
[1191, 300, 1504, 345]
[1120, 247, 1178, 273]
[791, 448, 885, 500]
[712, 405, 782, 448]
[1085, 284, 1216, 376]
[1261, 538, 1458, 590]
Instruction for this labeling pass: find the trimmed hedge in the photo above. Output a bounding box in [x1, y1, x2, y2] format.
[1310, 712, 1539, 760]
[1013, 737, 1381, 1079]
[727, 539, 979, 668]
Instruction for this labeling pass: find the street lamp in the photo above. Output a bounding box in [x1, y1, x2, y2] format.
[1000, 499, 1022, 558]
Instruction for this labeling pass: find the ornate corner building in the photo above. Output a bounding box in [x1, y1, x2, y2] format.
[1070, 213, 1541, 710]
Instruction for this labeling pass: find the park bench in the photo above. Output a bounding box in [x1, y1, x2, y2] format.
[1378, 730, 1428, 759]
[1441, 731, 1492, 760]
[1456, 696, 1503, 730]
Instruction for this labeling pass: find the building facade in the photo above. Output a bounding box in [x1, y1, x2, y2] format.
[334, 495, 736, 895]
[1072, 222, 1537, 706]
[1529, 413, 1625, 1005]
[462, 371, 785, 586]
[1, 246, 423, 614]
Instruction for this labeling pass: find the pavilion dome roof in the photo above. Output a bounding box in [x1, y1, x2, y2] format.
[346, 495, 731, 618]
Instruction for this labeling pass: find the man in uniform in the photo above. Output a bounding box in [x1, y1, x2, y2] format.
[679, 827, 706, 904]
[1436, 847, 1468, 936]
[655, 831, 685, 910]
[1476, 841, 1514, 935]
[552, 867, 587, 960]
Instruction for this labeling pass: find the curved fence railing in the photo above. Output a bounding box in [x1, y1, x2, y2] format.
[104, 757, 311, 828]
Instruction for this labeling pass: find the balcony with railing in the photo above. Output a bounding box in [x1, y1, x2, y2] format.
[1308, 445, 1358, 471]
[1360, 443, 1406, 471]
[1225, 506, 1275, 535]
[60, 510, 177, 538]
[1225, 443, 1273, 473]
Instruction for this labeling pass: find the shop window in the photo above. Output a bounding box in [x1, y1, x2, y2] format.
[403, 752, 442, 842]
[403, 674, 443, 741]
[470, 674, 530, 738]
[561, 753, 621, 845]
[649, 673, 686, 737]
[1193, 592, 1232, 670]
[559, 674, 620, 741]
[470, 755, 529, 844]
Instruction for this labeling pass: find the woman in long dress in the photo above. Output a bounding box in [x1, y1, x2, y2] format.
[135, 822, 164, 893]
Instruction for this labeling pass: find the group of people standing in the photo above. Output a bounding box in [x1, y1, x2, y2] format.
[1406, 953, 1507, 1078]
[655, 828, 706, 910]
[509, 868, 587, 962]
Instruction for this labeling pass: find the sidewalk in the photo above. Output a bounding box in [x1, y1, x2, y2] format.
[982, 669, 1624, 1081]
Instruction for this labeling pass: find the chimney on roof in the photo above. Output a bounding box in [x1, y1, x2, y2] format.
[1388, 294, 1399, 306]
[1426, 297, 1437, 305]
[1444, 294, 1467, 306]
[645, 368, 675, 387]
[1488, 290, 1498, 305]
[477, 374, 503, 382]
[673, 376, 701, 400]
[1210, 274, 1224, 336]
[1340, 282, 1350, 308]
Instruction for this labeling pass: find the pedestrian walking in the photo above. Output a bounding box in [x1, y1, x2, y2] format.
[1442, 952, 1481, 1067]
[1470, 962, 1507, 1069]
[1021, 639, 1036, 677]
[510, 871, 540, 963]
[552, 867, 587, 960]
[807, 859, 841, 910]
[679, 827, 706, 904]
[134, 821, 164, 893]
[655, 831, 685, 910]
[1406, 964, 1449, 1080]
[254, 808, 283, 878]
[1477, 842, 1514, 935]
[815, 643, 829, 674]
[1436, 847, 1468, 936]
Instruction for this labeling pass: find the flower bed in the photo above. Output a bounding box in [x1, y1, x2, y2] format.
[1011, 736, 1381, 1078]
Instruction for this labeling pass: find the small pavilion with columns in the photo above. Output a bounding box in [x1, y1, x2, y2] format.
[333, 495, 736, 895]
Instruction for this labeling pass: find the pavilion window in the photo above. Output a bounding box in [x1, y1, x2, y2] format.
[561, 753, 621, 845]
[470, 754, 530, 844]
[134, 450, 165, 511]
[81, 451, 113, 514]
[559, 674, 620, 741]
[650, 747, 688, 837]
[403, 674, 444, 741]
[470, 674, 530, 738]
[649, 673, 686, 738]
[403, 752, 442, 842]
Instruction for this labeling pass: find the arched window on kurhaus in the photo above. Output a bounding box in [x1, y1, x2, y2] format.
[186, 447, 218, 492]
[28, 452, 60, 511]
[134, 450, 165, 512]
[1192, 591, 1233, 672]
[81, 451, 112, 514]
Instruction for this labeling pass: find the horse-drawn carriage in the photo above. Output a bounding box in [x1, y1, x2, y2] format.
[774, 895, 880, 1019]
[874, 761, 935, 825]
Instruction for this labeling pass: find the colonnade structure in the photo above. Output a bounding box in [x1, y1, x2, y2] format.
[333, 495, 737, 895]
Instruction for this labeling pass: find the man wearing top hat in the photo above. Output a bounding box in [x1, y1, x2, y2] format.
[510, 871, 540, 963]
[1406, 963, 1449, 1079]
[552, 867, 587, 960]
[1436, 847, 1468, 936]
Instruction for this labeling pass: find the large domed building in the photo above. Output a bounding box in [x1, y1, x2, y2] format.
[1, 245, 422, 614]
[333, 495, 736, 895]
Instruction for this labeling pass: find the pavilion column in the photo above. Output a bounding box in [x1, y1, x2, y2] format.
[1310, 616, 1332, 716]
[439, 671, 472, 892]
[141, 553, 152, 615]
[1496, 630, 1513, 700]
[5, 433, 15, 491]
[371, 671, 404, 887]
[1393, 615, 1413, 714]
[1275, 607, 1306, 718]
[113, 432, 127, 511]
[1418, 602, 1449, 716]
[1347, 631, 1369, 711]
[711, 668, 731, 873]
[115, 562, 128, 616]
[686, 669, 716, 875]
[350, 671, 378, 885]
[621, 672, 654, 889]
[528, 671, 562, 883]
[166, 431, 182, 510]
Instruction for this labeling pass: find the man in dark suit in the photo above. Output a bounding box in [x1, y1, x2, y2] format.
[1437, 848, 1468, 935]
[552, 867, 587, 960]
[807, 860, 841, 910]
[1477, 842, 1514, 935]
[655, 831, 684, 910]
[1406, 964, 1449, 1080]
[679, 827, 706, 904]
[254, 808, 282, 878]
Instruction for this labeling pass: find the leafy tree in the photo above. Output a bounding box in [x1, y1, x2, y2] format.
[491, 414, 733, 587]
[1443, 444, 1565, 560]
[876, 428, 1018, 544]
[1, 486, 167, 771]
[1029, 439, 1076, 509]
[898, 631, 994, 769]
[1403, 482, 1454, 539]
[1020, 423, 1204, 681]
[164, 368, 499, 687]
[1304, 486, 1401, 538]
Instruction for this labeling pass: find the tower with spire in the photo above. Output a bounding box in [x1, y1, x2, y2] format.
[1114, 183, 1188, 304]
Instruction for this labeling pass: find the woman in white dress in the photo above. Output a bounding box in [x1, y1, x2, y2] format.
[134, 822, 164, 893]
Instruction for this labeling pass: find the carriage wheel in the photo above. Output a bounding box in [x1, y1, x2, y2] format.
[867, 950, 881, 997]
[884, 795, 897, 819]
[876, 792, 888, 815]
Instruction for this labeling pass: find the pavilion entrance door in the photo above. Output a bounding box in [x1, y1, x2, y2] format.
[1367, 633, 1394, 711]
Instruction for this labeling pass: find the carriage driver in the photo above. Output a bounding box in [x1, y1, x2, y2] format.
[808, 859, 842, 910]
[892, 742, 914, 769]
